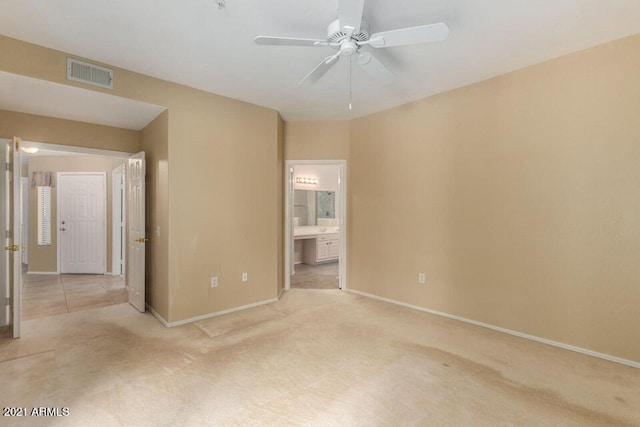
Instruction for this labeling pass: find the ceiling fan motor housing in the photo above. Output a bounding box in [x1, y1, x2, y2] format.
[254, 4, 450, 88]
[327, 19, 370, 44]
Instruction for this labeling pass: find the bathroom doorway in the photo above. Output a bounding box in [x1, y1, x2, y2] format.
[284, 160, 347, 291]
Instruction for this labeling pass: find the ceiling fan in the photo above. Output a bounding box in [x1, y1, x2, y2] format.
[254, 0, 450, 87]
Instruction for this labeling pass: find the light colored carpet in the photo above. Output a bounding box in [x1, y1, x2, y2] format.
[1, 289, 638, 426]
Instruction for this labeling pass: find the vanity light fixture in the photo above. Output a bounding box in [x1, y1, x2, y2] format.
[20, 147, 39, 154]
[296, 177, 318, 185]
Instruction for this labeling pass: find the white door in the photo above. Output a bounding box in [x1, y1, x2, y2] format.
[58, 173, 107, 274]
[2, 137, 23, 337]
[126, 152, 145, 312]
[289, 167, 295, 276]
[12, 138, 21, 337]
[0, 139, 9, 329]
[21, 177, 28, 265]
[112, 165, 125, 276]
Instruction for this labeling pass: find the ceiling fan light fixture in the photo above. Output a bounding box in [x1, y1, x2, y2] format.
[254, 0, 449, 87]
[340, 40, 358, 56]
[357, 53, 371, 65]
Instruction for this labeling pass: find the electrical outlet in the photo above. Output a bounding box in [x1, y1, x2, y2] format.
[242, 272, 248, 282]
[210, 276, 218, 288]
[418, 273, 426, 284]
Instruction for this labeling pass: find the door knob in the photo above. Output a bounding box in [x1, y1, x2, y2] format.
[4, 245, 19, 252]
[136, 237, 149, 243]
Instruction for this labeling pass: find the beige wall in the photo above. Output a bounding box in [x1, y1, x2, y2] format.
[1, 35, 282, 323]
[348, 33, 640, 362]
[5, 30, 640, 363]
[0, 109, 139, 152]
[284, 121, 350, 160]
[166, 96, 279, 322]
[28, 155, 125, 273]
[141, 110, 169, 319]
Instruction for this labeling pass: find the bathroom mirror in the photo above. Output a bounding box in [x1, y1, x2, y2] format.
[316, 191, 335, 220]
[294, 190, 336, 226]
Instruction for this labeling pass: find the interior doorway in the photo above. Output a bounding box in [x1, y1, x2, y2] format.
[1, 139, 147, 337]
[284, 160, 347, 291]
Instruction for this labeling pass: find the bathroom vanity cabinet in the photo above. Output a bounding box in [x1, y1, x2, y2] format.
[302, 233, 340, 265]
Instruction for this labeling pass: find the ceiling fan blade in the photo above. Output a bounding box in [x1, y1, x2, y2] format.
[254, 36, 328, 47]
[356, 52, 394, 84]
[368, 23, 450, 48]
[338, 0, 365, 34]
[298, 54, 341, 87]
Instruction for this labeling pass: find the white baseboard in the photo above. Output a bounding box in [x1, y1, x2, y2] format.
[348, 289, 640, 369]
[146, 304, 170, 327]
[146, 298, 278, 328]
[27, 271, 120, 276]
[278, 287, 285, 299]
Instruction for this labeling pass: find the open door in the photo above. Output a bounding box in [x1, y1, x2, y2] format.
[126, 152, 146, 312]
[2, 137, 23, 337]
[0, 140, 9, 331]
[289, 166, 295, 277]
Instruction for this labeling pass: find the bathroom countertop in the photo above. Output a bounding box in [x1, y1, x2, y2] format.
[294, 226, 339, 238]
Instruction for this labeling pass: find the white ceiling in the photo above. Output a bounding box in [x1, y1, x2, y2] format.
[1, 0, 639, 121]
[0, 71, 166, 130]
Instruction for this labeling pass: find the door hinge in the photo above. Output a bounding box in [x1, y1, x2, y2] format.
[5, 163, 9, 171]
[5, 297, 10, 306]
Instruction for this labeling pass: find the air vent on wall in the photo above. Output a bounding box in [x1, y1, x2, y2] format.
[66, 58, 113, 89]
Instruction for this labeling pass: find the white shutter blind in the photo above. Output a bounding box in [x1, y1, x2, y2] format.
[37, 186, 51, 246]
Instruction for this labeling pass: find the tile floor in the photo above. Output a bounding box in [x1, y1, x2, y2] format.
[290, 261, 339, 289]
[21, 274, 128, 320]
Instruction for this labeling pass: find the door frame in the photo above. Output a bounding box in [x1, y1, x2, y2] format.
[284, 160, 347, 291]
[20, 140, 133, 159]
[0, 138, 10, 328]
[112, 164, 125, 276]
[21, 176, 29, 266]
[5, 139, 136, 337]
[56, 172, 108, 275]
[19, 140, 132, 272]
